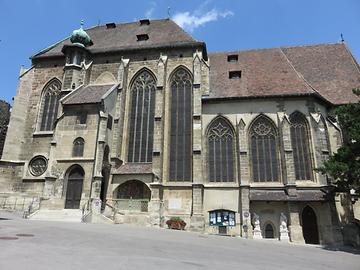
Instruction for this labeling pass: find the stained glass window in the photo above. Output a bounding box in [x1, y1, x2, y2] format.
[289, 112, 312, 180]
[169, 68, 192, 181]
[249, 116, 279, 182]
[40, 79, 62, 131]
[208, 117, 235, 182]
[127, 70, 156, 163]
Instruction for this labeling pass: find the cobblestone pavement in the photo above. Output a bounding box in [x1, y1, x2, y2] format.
[0, 211, 359, 270]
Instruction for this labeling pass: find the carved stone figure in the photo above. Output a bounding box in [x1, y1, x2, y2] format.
[279, 212, 290, 241]
[252, 213, 262, 239]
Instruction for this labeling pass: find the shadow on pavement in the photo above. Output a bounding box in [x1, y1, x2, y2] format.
[320, 245, 360, 255]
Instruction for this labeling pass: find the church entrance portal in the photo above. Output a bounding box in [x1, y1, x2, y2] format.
[301, 206, 319, 244]
[65, 166, 84, 209]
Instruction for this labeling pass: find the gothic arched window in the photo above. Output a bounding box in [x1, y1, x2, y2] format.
[72, 137, 85, 157]
[208, 117, 235, 182]
[127, 70, 156, 163]
[169, 68, 192, 181]
[40, 79, 62, 131]
[249, 115, 279, 182]
[289, 112, 313, 180]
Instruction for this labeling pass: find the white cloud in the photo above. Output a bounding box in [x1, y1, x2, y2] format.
[172, 8, 234, 32]
[145, 2, 156, 19]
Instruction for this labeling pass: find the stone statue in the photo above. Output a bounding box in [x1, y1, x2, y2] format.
[279, 212, 290, 241]
[252, 213, 262, 239]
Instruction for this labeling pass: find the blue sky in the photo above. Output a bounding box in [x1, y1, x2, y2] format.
[1, 0, 359, 103]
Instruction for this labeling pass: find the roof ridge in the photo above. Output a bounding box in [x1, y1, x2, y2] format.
[86, 18, 173, 30]
[208, 42, 343, 55]
[279, 47, 325, 99]
[168, 19, 198, 42]
[342, 43, 360, 75]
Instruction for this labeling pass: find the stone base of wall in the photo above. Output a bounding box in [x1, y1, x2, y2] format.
[189, 215, 205, 232]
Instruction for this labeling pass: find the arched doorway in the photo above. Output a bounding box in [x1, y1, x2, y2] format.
[65, 166, 84, 209]
[115, 180, 151, 212]
[301, 206, 319, 244]
[264, 223, 275, 239]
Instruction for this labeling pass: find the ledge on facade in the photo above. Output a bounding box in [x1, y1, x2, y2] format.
[250, 189, 327, 202]
[0, 160, 25, 166]
[22, 178, 46, 183]
[33, 131, 54, 137]
[56, 158, 95, 162]
[203, 183, 240, 188]
[161, 182, 193, 187]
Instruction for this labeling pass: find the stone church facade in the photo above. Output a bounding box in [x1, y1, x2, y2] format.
[1, 19, 359, 245]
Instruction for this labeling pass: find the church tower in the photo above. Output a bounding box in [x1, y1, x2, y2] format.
[61, 21, 93, 91]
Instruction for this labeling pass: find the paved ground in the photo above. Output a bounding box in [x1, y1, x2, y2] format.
[0, 211, 359, 270]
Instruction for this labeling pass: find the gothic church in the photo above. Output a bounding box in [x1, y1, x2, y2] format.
[1, 19, 359, 245]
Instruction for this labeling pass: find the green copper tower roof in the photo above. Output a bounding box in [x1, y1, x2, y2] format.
[70, 21, 93, 47]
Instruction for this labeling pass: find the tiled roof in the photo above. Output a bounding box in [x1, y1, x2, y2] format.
[63, 84, 116, 105]
[32, 19, 203, 59]
[208, 43, 360, 105]
[112, 163, 153, 175]
[281, 44, 360, 105]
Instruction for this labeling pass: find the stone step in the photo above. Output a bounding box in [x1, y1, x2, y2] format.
[29, 209, 83, 223]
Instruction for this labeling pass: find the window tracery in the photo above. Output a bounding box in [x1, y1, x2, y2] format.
[127, 70, 156, 163]
[169, 68, 192, 181]
[39, 79, 62, 131]
[290, 112, 312, 180]
[249, 116, 279, 182]
[208, 118, 235, 182]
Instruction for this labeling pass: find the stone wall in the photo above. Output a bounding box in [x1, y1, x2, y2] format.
[0, 100, 10, 159]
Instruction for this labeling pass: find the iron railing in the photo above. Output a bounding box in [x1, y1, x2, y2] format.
[0, 196, 40, 218]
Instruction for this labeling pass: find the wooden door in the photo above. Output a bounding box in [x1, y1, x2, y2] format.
[65, 168, 84, 209]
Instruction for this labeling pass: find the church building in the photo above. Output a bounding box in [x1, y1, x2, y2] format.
[1, 19, 359, 245]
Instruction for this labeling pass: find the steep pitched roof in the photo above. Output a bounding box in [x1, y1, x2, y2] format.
[208, 43, 360, 105]
[63, 84, 117, 105]
[32, 19, 203, 59]
[281, 44, 360, 105]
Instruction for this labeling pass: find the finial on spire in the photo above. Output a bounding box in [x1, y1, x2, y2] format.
[167, 7, 171, 18]
[70, 20, 93, 47]
[340, 33, 345, 43]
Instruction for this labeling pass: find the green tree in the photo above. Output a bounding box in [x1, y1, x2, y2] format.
[318, 89, 360, 193]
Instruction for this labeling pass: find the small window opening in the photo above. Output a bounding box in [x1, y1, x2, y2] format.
[179, 54, 183, 58]
[72, 138, 85, 157]
[76, 112, 87, 125]
[229, 71, 242, 79]
[137, 34, 149, 41]
[107, 115, 113, 130]
[71, 83, 76, 89]
[139, 19, 150, 26]
[227, 54, 238, 62]
[106, 23, 116, 29]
